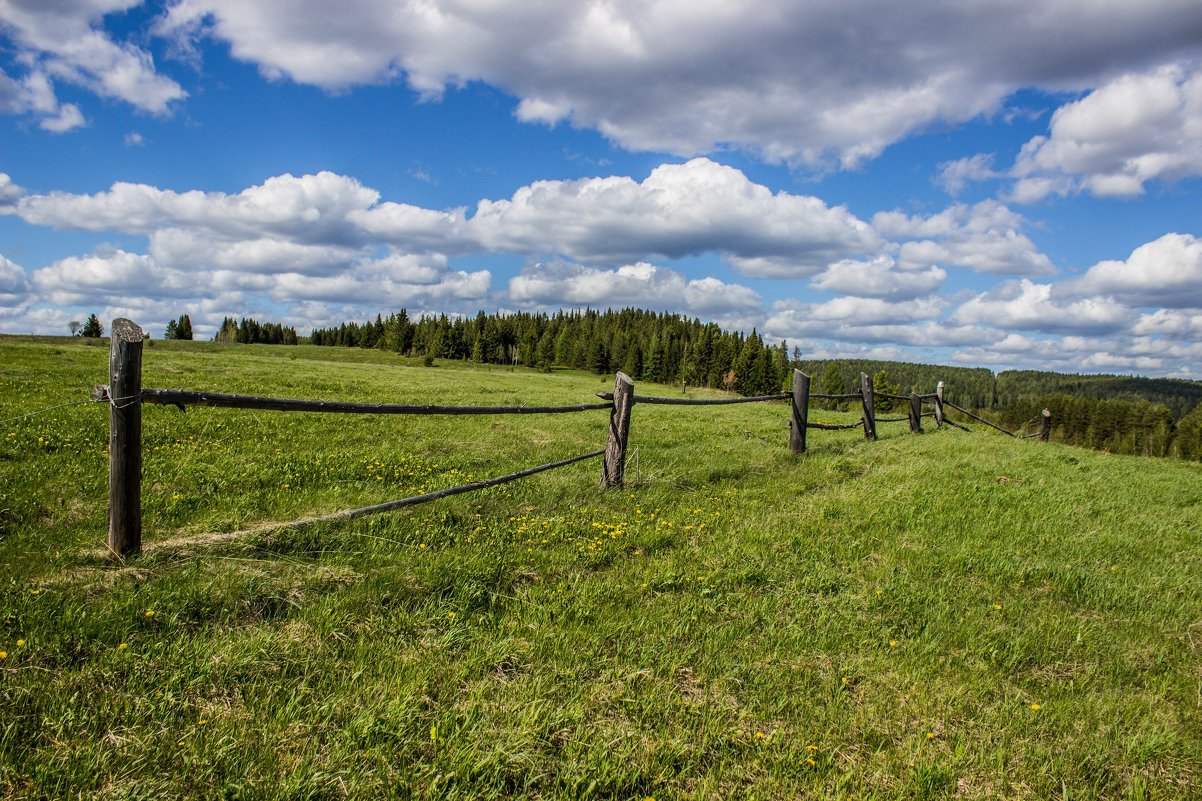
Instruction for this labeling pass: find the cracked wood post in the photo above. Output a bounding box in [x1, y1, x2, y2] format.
[601, 371, 634, 488]
[934, 380, 945, 428]
[909, 391, 923, 433]
[1039, 408, 1052, 442]
[108, 318, 144, 558]
[789, 369, 810, 454]
[860, 372, 877, 440]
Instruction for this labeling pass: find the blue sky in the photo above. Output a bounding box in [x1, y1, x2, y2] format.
[3, 1, 1202, 378]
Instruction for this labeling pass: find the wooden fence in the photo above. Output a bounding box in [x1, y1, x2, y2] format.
[97, 318, 1051, 559]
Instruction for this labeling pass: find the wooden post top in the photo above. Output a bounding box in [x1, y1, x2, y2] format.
[111, 318, 144, 343]
[615, 371, 633, 387]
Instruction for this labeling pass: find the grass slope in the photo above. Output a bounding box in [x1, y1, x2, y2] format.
[2, 336, 1201, 800]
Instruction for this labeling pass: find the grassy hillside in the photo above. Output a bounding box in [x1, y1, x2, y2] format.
[2, 335, 1201, 800]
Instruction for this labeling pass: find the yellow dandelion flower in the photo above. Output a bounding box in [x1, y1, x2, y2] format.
[177, 740, 185, 748]
[0, 651, 6, 659]
[418, 543, 427, 550]
[889, 640, 898, 647]
[118, 642, 128, 650]
[15, 639, 24, 647]
[993, 603, 1003, 610]
[1030, 703, 1041, 711]
[806, 757, 816, 766]
[806, 744, 818, 753]
[755, 731, 767, 740]
[198, 719, 207, 726]
[927, 732, 936, 740]
[145, 609, 155, 618]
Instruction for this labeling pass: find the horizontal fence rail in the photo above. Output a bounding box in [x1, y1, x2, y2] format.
[99, 318, 1053, 559]
[595, 391, 790, 405]
[136, 387, 613, 415]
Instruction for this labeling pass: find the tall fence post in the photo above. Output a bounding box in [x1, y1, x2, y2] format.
[108, 318, 144, 558]
[601, 371, 634, 488]
[934, 380, 945, 428]
[1039, 408, 1052, 442]
[908, 391, 923, 433]
[790, 369, 810, 454]
[860, 372, 877, 440]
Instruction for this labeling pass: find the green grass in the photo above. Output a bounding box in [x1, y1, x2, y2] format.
[2, 335, 1201, 799]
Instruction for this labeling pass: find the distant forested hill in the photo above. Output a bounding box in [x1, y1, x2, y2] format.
[995, 370, 1202, 420]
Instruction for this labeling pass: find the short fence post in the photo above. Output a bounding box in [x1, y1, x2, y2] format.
[1039, 408, 1052, 442]
[108, 318, 144, 558]
[790, 369, 810, 454]
[934, 381, 945, 428]
[601, 371, 634, 488]
[909, 391, 923, 433]
[860, 372, 877, 440]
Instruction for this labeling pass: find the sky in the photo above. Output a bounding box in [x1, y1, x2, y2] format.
[3, 1, 1202, 378]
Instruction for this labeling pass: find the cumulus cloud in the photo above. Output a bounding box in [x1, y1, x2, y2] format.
[0, 254, 31, 304]
[1012, 63, 1202, 200]
[951, 278, 1133, 334]
[1069, 232, 1202, 308]
[874, 201, 1055, 276]
[0, 0, 185, 127]
[150, 0, 1202, 168]
[17, 160, 882, 276]
[810, 255, 946, 300]
[507, 261, 762, 319]
[463, 158, 881, 274]
[0, 172, 23, 208]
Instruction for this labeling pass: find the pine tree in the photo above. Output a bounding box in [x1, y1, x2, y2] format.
[177, 314, 193, 340]
[80, 314, 103, 338]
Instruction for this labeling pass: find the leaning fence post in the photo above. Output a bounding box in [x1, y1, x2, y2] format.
[790, 369, 810, 454]
[934, 381, 945, 428]
[1039, 408, 1052, 442]
[909, 391, 923, 433]
[860, 372, 877, 440]
[108, 318, 144, 558]
[601, 371, 634, 488]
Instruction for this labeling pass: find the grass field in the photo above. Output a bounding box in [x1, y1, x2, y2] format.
[2, 334, 1201, 800]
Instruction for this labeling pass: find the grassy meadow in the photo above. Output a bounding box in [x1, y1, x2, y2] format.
[2, 334, 1201, 799]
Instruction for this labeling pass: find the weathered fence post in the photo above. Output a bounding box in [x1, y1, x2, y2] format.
[1039, 408, 1052, 442]
[790, 369, 810, 454]
[860, 372, 877, 440]
[934, 381, 945, 428]
[601, 371, 634, 488]
[908, 391, 923, 433]
[108, 318, 144, 558]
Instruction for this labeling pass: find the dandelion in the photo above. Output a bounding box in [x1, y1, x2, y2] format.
[927, 732, 936, 740]
[0, 651, 6, 660]
[15, 639, 24, 647]
[1029, 703, 1041, 711]
[418, 543, 427, 550]
[430, 724, 438, 742]
[198, 719, 207, 726]
[889, 640, 898, 647]
[144, 609, 155, 618]
[806, 744, 818, 753]
[993, 603, 1003, 610]
[806, 757, 817, 766]
[755, 731, 767, 740]
[118, 643, 128, 650]
[177, 740, 185, 748]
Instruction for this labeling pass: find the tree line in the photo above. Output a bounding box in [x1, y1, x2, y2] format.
[213, 316, 299, 345]
[309, 308, 794, 396]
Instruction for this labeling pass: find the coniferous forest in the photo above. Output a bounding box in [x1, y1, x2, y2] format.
[306, 307, 1202, 461]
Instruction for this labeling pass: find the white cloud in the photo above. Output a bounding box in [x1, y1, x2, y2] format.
[951, 278, 1132, 334]
[152, 0, 1202, 168]
[1012, 62, 1202, 199]
[0, 0, 185, 125]
[811, 255, 946, 300]
[0, 172, 23, 208]
[0, 253, 31, 304]
[874, 201, 1055, 276]
[465, 159, 881, 274]
[507, 260, 762, 319]
[935, 154, 1000, 196]
[1071, 232, 1202, 308]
